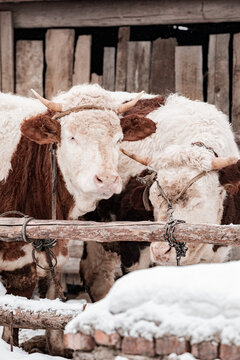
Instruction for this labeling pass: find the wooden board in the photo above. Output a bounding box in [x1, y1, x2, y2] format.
[232, 33, 240, 138]
[208, 34, 230, 115]
[0, 11, 14, 92]
[115, 27, 130, 91]
[102, 47, 115, 91]
[45, 29, 74, 98]
[2, 1, 240, 29]
[16, 40, 43, 96]
[175, 46, 203, 101]
[73, 35, 91, 86]
[150, 37, 176, 95]
[127, 41, 151, 93]
[91, 73, 102, 85]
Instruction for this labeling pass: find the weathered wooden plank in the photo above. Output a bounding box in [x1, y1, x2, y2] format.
[2, 1, 240, 29]
[90, 73, 102, 85]
[127, 41, 151, 93]
[68, 240, 83, 258]
[208, 34, 230, 115]
[115, 27, 130, 91]
[0, 11, 14, 93]
[72, 35, 91, 86]
[62, 258, 80, 274]
[102, 47, 115, 91]
[175, 46, 203, 101]
[0, 295, 83, 330]
[150, 37, 176, 95]
[232, 33, 240, 138]
[16, 40, 43, 96]
[0, 218, 239, 246]
[45, 29, 74, 98]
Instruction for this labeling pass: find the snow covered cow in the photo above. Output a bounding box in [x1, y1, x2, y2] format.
[81, 93, 240, 300]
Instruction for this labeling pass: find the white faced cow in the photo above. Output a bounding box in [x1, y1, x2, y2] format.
[80, 93, 240, 301]
[0, 84, 142, 355]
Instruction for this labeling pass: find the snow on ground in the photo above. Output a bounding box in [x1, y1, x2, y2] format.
[66, 261, 240, 346]
[0, 338, 66, 360]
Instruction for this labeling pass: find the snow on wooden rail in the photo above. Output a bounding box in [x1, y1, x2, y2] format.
[0, 295, 85, 330]
[0, 217, 239, 246]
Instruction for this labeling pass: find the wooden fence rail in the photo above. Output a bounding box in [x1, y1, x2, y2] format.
[0, 217, 240, 246]
[0, 295, 83, 329]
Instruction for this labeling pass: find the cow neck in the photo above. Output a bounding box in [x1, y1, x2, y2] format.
[0, 135, 74, 220]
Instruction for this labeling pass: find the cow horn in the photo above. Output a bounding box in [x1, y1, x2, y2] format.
[31, 89, 63, 112]
[117, 91, 144, 114]
[120, 147, 151, 166]
[211, 157, 239, 170]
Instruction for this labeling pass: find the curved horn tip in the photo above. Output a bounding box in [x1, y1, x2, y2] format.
[120, 147, 151, 166]
[30, 89, 62, 112]
[211, 157, 239, 171]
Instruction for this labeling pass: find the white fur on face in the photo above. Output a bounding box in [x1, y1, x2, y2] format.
[57, 109, 123, 214]
[149, 166, 229, 265]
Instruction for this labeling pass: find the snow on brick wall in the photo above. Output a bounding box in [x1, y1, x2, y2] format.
[65, 262, 240, 360]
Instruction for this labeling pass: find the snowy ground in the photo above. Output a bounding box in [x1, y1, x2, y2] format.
[66, 261, 240, 346]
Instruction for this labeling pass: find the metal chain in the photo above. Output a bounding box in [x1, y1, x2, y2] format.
[156, 181, 188, 266]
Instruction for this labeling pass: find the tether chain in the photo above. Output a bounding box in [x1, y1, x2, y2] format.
[156, 181, 188, 266]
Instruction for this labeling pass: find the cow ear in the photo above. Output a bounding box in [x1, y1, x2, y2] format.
[21, 110, 61, 145]
[121, 114, 156, 141]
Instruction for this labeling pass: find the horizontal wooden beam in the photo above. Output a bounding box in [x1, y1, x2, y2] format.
[0, 1, 240, 28]
[0, 217, 239, 246]
[0, 295, 83, 329]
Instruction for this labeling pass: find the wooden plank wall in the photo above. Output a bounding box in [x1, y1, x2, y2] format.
[1, 14, 234, 111]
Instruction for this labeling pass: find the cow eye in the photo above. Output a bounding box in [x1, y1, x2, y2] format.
[70, 136, 75, 140]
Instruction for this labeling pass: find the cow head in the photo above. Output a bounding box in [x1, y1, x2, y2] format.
[20, 85, 146, 216]
[121, 148, 237, 265]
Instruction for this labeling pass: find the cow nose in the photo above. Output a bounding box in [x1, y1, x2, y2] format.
[94, 173, 120, 188]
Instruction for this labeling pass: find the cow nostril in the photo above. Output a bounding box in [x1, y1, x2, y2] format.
[95, 175, 103, 184]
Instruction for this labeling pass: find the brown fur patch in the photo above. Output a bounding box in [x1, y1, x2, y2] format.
[120, 96, 165, 141]
[121, 115, 157, 141]
[21, 110, 61, 144]
[0, 134, 74, 296]
[84, 170, 153, 272]
[1, 264, 38, 298]
[122, 96, 166, 117]
[219, 160, 240, 195]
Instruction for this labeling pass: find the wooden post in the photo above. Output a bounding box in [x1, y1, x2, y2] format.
[0, 11, 14, 93]
[90, 73, 102, 85]
[175, 45, 203, 101]
[208, 34, 230, 115]
[232, 33, 240, 141]
[102, 47, 115, 91]
[150, 37, 176, 94]
[115, 27, 130, 91]
[127, 41, 151, 93]
[0, 218, 239, 247]
[45, 29, 75, 98]
[73, 35, 92, 85]
[16, 40, 43, 96]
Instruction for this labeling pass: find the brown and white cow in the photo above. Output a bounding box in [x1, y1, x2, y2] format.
[0, 84, 150, 354]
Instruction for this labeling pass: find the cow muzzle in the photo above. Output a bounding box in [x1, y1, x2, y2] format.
[93, 171, 122, 196]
